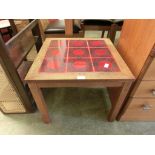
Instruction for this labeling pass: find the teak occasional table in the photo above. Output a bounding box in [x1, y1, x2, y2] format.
[25, 38, 134, 123]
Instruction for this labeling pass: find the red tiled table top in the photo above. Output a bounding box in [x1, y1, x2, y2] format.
[39, 39, 120, 73]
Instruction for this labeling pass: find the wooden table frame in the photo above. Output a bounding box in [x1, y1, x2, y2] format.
[25, 38, 134, 123]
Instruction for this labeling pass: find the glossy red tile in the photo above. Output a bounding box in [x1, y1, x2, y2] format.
[49, 40, 68, 48]
[49, 40, 59, 47]
[67, 58, 93, 72]
[69, 40, 87, 47]
[92, 58, 120, 72]
[90, 48, 111, 57]
[40, 57, 66, 73]
[39, 39, 120, 73]
[68, 48, 89, 58]
[45, 48, 68, 58]
[88, 40, 106, 47]
[59, 40, 68, 48]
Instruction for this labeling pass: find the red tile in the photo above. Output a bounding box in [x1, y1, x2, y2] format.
[39, 57, 66, 72]
[90, 48, 111, 57]
[45, 48, 68, 58]
[69, 40, 87, 47]
[67, 58, 93, 72]
[59, 40, 69, 47]
[49, 40, 59, 47]
[68, 48, 89, 58]
[49, 40, 68, 48]
[88, 40, 106, 47]
[92, 58, 120, 72]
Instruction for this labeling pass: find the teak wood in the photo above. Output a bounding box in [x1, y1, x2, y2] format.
[25, 38, 134, 123]
[117, 20, 155, 121]
[28, 83, 50, 123]
[132, 81, 155, 98]
[65, 19, 73, 37]
[143, 58, 155, 81]
[117, 19, 155, 78]
[120, 98, 155, 121]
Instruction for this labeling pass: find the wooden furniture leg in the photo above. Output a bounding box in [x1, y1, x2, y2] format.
[65, 19, 73, 37]
[107, 81, 132, 121]
[28, 82, 51, 123]
[108, 24, 117, 43]
[101, 30, 105, 38]
[9, 19, 18, 36]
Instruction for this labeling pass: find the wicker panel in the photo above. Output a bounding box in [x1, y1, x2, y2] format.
[0, 101, 26, 113]
[0, 64, 26, 113]
[0, 66, 18, 101]
[26, 45, 37, 61]
[0, 83, 19, 101]
[0, 65, 7, 82]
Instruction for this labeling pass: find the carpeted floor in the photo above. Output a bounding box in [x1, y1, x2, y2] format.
[1, 31, 155, 135]
[1, 88, 155, 135]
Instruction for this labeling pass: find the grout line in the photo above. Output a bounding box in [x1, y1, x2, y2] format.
[86, 41, 95, 72]
[106, 46, 121, 72]
[48, 47, 108, 49]
[65, 40, 69, 72]
[67, 57, 113, 59]
[58, 40, 60, 48]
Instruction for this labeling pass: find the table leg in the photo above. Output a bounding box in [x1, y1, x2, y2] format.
[107, 81, 132, 121]
[28, 82, 51, 123]
[65, 19, 73, 37]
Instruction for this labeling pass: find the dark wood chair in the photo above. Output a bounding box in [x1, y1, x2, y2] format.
[81, 19, 113, 38]
[108, 19, 124, 43]
[39, 19, 84, 40]
[0, 19, 29, 42]
[8, 19, 18, 35]
[81, 19, 124, 43]
[0, 20, 13, 42]
[0, 19, 42, 114]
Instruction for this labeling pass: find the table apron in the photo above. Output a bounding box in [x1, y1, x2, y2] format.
[33, 81, 125, 88]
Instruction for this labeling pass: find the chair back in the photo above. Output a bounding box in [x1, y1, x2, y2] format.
[6, 19, 42, 68]
[0, 19, 42, 113]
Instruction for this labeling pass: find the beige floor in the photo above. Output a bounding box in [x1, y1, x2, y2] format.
[1, 31, 155, 135]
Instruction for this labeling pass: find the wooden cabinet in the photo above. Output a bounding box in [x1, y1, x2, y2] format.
[143, 59, 155, 80]
[132, 81, 155, 98]
[117, 20, 155, 121]
[120, 98, 155, 121]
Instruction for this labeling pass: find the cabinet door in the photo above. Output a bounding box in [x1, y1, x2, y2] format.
[143, 58, 155, 81]
[120, 98, 155, 121]
[132, 81, 155, 98]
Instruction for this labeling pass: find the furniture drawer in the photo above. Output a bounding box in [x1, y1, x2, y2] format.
[120, 98, 155, 121]
[143, 58, 155, 80]
[133, 81, 155, 98]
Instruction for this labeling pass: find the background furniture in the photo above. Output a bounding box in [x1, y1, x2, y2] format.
[116, 19, 155, 121]
[108, 20, 124, 43]
[81, 19, 112, 38]
[39, 19, 83, 40]
[0, 20, 13, 42]
[0, 19, 30, 42]
[25, 38, 134, 123]
[13, 20, 30, 32]
[0, 19, 42, 113]
[8, 19, 18, 35]
[81, 19, 124, 42]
